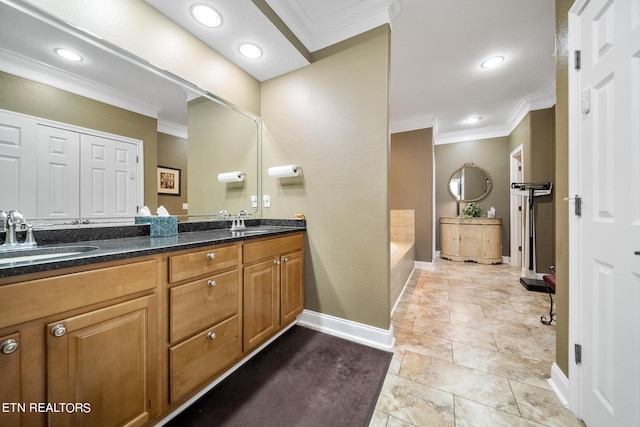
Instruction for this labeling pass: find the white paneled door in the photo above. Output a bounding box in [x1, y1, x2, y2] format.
[570, 0, 640, 426]
[80, 134, 139, 219]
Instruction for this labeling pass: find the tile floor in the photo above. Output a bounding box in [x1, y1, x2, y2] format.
[370, 259, 585, 427]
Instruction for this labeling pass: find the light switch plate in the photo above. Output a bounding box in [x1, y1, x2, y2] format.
[263, 195, 270, 208]
[251, 195, 258, 208]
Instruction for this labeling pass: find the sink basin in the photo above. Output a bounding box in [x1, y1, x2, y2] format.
[226, 226, 281, 236]
[0, 245, 99, 265]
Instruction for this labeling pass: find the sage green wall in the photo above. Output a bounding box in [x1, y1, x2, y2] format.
[555, 0, 572, 377]
[434, 137, 511, 256]
[32, 0, 261, 115]
[261, 26, 391, 330]
[390, 128, 434, 262]
[157, 132, 188, 215]
[0, 72, 159, 210]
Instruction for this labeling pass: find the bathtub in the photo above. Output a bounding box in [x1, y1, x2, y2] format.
[390, 241, 415, 311]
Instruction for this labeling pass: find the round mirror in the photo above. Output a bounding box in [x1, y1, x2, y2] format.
[448, 163, 492, 202]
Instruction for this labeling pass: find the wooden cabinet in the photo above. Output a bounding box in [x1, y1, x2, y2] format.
[440, 217, 502, 264]
[0, 230, 304, 426]
[0, 259, 159, 427]
[47, 295, 156, 427]
[242, 233, 304, 352]
[167, 243, 241, 403]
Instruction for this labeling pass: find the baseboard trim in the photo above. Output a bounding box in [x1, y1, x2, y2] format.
[297, 309, 395, 351]
[414, 260, 434, 270]
[548, 362, 570, 408]
[392, 267, 415, 315]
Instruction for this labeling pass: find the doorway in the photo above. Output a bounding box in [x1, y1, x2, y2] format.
[509, 145, 524, 268]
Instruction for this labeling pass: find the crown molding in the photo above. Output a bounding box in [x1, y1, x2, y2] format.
[390, 113, 436, 134]
[266, 0, 402, 52]
[391, 82, 557, 145]
[0, 48, 163, 120]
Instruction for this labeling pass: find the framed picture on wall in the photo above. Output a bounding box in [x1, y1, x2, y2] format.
[157, 166, 181, 196]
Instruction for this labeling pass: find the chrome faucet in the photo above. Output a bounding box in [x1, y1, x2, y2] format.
[4, 210, 24, 245]
[1, 210, 36, 248]
[231, 209, 248, 231]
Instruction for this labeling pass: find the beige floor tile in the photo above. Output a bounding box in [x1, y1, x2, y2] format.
[510, 380, 587, 427]
[454, 396, 546, 427]
[399, 351, 520, 416]
[372, 260, 583, 427]
[375, 374, 454, 427]
[452, 342, 552, 390]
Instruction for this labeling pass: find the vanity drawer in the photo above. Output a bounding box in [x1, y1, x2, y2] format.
[169, 269, 240, 343]
[169, 314, 240, 402]
[243, 233, 304, 264]
[169, 244, 240, 283]
[0, 260, 157, 329]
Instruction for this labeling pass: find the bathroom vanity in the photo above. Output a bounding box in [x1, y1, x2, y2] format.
[440, 217, 502, 264]
[0, 222, 304, 426]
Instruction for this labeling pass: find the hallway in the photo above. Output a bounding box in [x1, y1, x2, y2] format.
[370, 259, 584, 426]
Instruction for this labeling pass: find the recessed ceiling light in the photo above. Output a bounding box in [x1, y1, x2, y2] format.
[238, 43, 262, 59]
[54, 48, 82, 62]
[191, 4, 222, 28]
[481, 56, 504, 69]
[464, 116, 482, 124]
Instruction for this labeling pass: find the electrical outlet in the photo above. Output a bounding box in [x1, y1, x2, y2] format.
[251, 195, 258, 208]
[263, 195, 270, 208]
[182, 203, 188, 210]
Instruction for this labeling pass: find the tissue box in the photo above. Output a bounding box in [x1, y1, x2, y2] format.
[135, 216, 178, 237]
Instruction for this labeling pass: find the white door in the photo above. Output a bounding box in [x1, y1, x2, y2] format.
[0, 110, 37, 217]
[36, 125, 80, 219]
[510, 145, 524, 267]
[570, 0, 640, 425]
[80, 134, 139, 219]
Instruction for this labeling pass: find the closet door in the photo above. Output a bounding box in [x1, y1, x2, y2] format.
[0, 110, 37, 217]
[80, 134, 139, 219]
[36, 124, 80, 219]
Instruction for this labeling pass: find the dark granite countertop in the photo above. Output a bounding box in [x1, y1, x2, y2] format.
[0, 219, 305, 279]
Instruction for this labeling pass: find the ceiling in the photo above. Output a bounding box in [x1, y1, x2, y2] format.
[0, 0, 557, 144]
[146, 0, 557, 144]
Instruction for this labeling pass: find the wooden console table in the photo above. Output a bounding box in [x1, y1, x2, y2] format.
[440, 217, 502, 264]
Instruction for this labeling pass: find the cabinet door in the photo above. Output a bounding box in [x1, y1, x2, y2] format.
[0, 332, 21, 427]
[440, 222, 459, 256]
[458, 224, 483, 258]
[484, 225, 502, 259]
[47, 295, 156, 427]
[243, 258, 280, 352]
[281, 251, 304, 326]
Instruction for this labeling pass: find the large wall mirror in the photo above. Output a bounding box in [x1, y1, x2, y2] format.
[0, 1, 259, 228]
[447, 162, 492, 202]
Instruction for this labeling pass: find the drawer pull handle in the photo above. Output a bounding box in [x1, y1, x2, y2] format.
[207, 253, 216, 260]
[207, 332, 217, 340]
[1, 339, 18, 355]
[207, 279, 217, 287]
[51, 324, 67, 337]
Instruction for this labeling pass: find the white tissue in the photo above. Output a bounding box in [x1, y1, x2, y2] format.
[139, 206, 151, 216]
[488, 207, 496, 218]
[157, 205, 170, 216]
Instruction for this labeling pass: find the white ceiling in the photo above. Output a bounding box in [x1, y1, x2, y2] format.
[0, 0, 557, 144]
[146, 0, 557, 143]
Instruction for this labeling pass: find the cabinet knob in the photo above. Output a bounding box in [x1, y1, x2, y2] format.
[274, 259, 281, 265]
[207, 253, 216, 260]
[51, 324, 67, 337]
[207, 332, 217, 340]
[207, 279, 217, 287]
[1, 339, 18, 355]
[283, 257, 288, 262]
